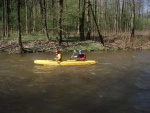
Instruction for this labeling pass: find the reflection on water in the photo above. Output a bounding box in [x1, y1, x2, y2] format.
[135, 70, 150, 89]
[33, 65, 58, 74]
[0, 50, 150, 113]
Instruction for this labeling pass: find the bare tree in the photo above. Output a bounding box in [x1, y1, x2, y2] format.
[89, 1, 104, 46]
[130, 0, 135, 39]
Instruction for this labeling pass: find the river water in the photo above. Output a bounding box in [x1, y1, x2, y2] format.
[0, 50, 150, 113]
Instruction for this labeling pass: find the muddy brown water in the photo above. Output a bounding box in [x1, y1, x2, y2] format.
[0, 50, 150, 113]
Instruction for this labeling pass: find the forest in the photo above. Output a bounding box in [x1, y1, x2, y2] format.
[0, 0, 150, 53]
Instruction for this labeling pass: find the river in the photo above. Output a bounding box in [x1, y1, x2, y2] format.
[0, 50, 150, 113]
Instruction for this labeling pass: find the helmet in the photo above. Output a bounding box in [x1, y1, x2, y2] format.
[79, 50, 82, 53]
[55, 50, 59, 53]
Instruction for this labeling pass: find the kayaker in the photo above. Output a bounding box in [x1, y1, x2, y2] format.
[70, 49, 77, 59]
[71, 50, 86, 61]
[54, 49, 62, 61]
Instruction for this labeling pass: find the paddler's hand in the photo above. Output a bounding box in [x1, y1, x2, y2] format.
[56, 61, 61, 64]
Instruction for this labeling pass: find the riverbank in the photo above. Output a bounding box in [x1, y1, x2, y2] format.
[0, 35, 150, 54]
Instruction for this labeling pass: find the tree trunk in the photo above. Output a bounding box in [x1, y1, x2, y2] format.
[25, 0, 28, 34]
[32, 0, 35, 33]
[58, 0, 63, 45]
[114, 0, 119, 33]
[6, 0, 10, 38]
[52, 0, 55, 37]
[121, 0, 125, 32]
[28, 0, 33, 34]
[130, 0, 135, 39]
[43, 0, 50, 41]
[77, 0, 80, 35]
[39, 0, 50, 41]
[2, 0, 6, 38]
[104, 0, 108, 34]
[79, 0, 86, 41]
[130, 0, 135, 47]
[17, 0, 24, 53]
[86, 0, 91, 40]
[39, 0, 44, 33]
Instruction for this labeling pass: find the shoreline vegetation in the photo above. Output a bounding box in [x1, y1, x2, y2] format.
[1, 0, 150, 54]
[0, 32, 149, 54]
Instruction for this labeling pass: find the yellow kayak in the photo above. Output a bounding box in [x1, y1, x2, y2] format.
[34, 60, 97, 66]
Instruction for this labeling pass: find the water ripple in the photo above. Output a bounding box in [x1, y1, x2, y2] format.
[135, 70, 150, 90]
